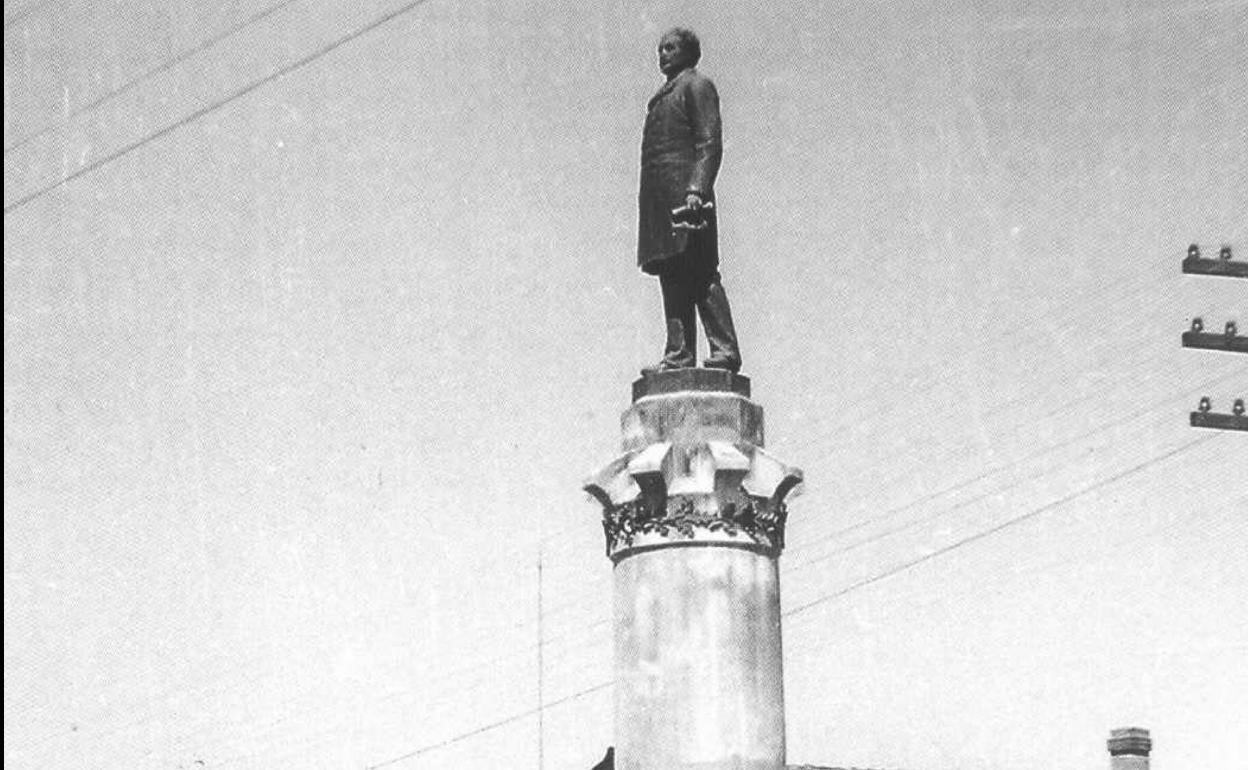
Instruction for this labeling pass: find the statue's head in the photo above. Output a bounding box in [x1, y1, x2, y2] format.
[658, 28, 701, 78]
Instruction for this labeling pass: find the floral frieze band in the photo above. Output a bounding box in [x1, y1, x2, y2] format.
[602, 494, 789, 558]
[585, 438, 802, 561]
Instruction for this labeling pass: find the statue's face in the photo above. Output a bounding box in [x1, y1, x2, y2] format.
[657, 32, 690, 76]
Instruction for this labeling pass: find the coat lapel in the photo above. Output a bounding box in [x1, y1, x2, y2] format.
[647, 68, 692, 112]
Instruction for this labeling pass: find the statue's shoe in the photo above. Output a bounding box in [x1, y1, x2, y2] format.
[702, 357, 741, 373]
[640, 361, 693, 376]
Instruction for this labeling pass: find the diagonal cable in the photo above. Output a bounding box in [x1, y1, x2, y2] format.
[4, 0, 434, 215]
[349, 435, 1227, 768]
[3, 0, 58, 30]
[362, 681, 612, 769]
[783, 431, 1222, 618]
[4, 0, 304, 154]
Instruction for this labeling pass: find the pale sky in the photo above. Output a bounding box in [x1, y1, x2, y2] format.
[4, 1, 1247, 769]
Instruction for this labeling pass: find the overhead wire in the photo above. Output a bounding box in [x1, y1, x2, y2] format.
[85, 383, 1239, 766]
[295, 337, 1244, 753]
[770, 243, 1171, 443]
[781, 375, 1214, 560]
[784, 365, 1245, 574]
[63, 401, 1223, 763]
[530, 344, 1197, 621]
[970, 503, 1245, 610]
[3, 652, 278, 755]
[13, 321, 1226, 767]
[530, 251, 1212, 624]
[3, 0, 436, 215]
[781, 431, 1223, 618]
[0, 0, 1208, 623]
[777, 305, 1244, 556]
[783, 460, 1245, 655]
[782, 499, 1247, 673]
[361, 681, 612, 769]
[218, 609, 615, 769]
[771, 275, 1189, 537]
[7, 6, 1238, 758]
[349, 433, 1229, 769]
[3, 0, 453, 757]
[3, 0, 57, 30]
[142, 355, 1234, 763]
[4, 0, 305, 154]
[19, 371, 1229, 765]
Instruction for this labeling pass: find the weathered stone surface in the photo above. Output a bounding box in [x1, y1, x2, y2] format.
[586, 380, 801, 561]
[633, 368, 750, 402]
[585, 378, 803, 770]
[614, 546, 784, 770]
[623, 393, 764, 451]
[600, 495, 789, 561]
[585, 441, 799, 560]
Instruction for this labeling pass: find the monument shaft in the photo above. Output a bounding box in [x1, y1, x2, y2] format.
[586, 370, 801, 770]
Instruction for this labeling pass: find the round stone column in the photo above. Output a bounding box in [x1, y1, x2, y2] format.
[585, 370, 802, 770]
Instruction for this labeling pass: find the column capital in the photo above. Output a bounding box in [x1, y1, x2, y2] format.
[585, 376, 802, 562]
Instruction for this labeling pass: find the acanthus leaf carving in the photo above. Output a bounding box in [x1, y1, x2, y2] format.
[601, 492, 789, 558]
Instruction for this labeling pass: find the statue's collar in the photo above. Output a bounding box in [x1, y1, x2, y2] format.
[648, 67, 695, 110]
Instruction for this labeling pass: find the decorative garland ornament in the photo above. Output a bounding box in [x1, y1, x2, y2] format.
[602, 493, 788, 560]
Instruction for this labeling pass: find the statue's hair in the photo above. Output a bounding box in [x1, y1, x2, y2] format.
[663, 27, 701, 65]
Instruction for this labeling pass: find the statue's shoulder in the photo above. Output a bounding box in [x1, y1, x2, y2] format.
[684, 68, 714, 86]
[681, 68, 719, 96]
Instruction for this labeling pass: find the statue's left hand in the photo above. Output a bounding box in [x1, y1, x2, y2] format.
[671, 196, 714, 231]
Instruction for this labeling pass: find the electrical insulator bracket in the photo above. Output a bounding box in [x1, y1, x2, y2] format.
[1182, 330, 1248, 353]
[1182, 244, 1247, 278]
[1189, 411, 1248, 431]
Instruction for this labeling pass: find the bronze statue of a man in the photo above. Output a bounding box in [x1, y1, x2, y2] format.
[638, 28, 742, 375]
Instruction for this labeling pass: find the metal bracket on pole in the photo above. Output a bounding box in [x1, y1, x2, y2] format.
[1182, 244, 1248, 278]
[1190, 397, 1247, 432]
[1182, 319, 1247, 354]
[1181, 245, 1245, 429]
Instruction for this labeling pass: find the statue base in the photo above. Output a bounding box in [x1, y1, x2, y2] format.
[586, 372, 802, 770]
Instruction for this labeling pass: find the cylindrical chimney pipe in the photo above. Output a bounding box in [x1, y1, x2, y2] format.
[1108, 727, 1151, 770]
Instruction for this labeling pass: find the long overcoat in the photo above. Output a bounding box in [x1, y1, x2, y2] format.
[637, 67, 723, 274]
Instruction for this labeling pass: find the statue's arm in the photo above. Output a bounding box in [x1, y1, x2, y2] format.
[685, 76, 723, 199]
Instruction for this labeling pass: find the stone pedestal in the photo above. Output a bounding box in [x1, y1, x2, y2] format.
[585, 370, 802, 770]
